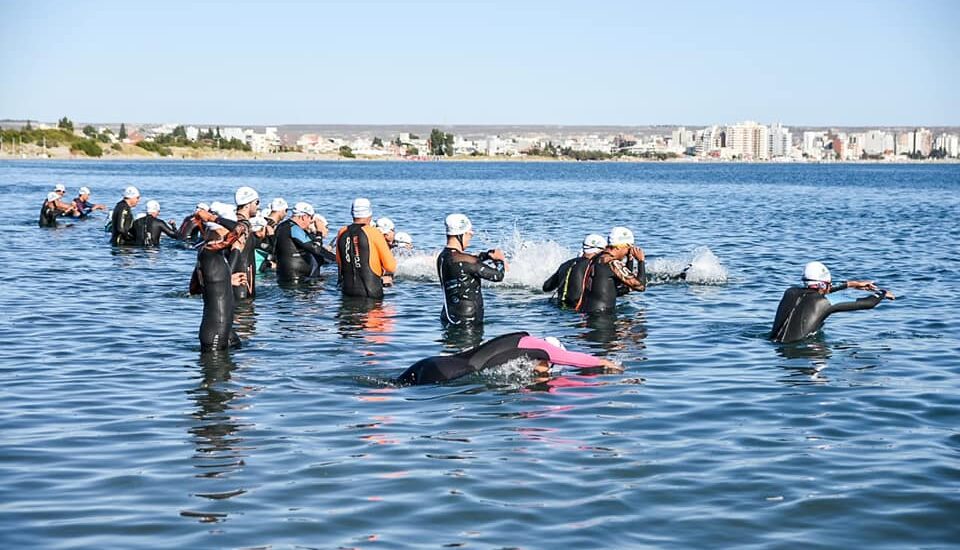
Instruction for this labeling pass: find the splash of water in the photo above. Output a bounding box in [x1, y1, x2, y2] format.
[394, 231, 728, 289]
[647, 246, 728, 285]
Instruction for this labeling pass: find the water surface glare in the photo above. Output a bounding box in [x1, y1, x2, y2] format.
[1, 160, 958, 548]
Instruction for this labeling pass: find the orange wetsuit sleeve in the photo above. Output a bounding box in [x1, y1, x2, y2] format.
[334, 226, 347, 267]
[363, 225, 397, 276]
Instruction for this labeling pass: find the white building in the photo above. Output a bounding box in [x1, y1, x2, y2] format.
[727, 121, 769, 160]
[802, 131, 828, 159]
[186, 126, 200, 141]
[935, 133, 960, 157]
[221, 127, 246, 142]
[768, 123, 792, 158]
[695, 125, 722, 156]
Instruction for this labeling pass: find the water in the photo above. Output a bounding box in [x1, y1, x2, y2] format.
[1, 160, 958, 548]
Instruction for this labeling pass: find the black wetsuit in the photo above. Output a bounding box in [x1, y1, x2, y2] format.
[578, 254, 646, 313]
[215, 217, 256, 300]
[770, 283, 886, 343]
[394, 332, 549, 385]
[73, 198, 94, 218]
[110, 199, 135, 245]
[437, 247, 505, 325]
[177, 214, 203, 243]
[543, 256, 591, 308]
[337, 223, 385, 298]
[132, 215, 178, 247]
[276, 219, 334, 282]
[196, 244, 241, 352]
[38, 200, 59, 228]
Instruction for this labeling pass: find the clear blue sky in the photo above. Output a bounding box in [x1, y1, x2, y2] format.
[1, 0, 957, 126]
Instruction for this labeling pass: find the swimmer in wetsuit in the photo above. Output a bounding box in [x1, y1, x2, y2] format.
[394, 331, 621, 385]
[770, 261, 895, 344]
[193, 223, 245, 352]
[375, 217, 397, 249]
[177, 202, 209, 244]
[437, 213, 506, 326]
[39, 192, 70, 227]
[276, 201, 336, 282]
[196, 187, 261, 301]
[543, 233, 607, 308]
[132, 200, 179, 247]
[576, 226, 646, 314]
[72, 186, 107, 218]
[335, 198, 397, 298]
[110, 186, 141, 245]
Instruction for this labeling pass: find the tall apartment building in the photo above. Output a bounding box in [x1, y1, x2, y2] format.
[768, 123, 792, 158]
[727, 121, 769, 160]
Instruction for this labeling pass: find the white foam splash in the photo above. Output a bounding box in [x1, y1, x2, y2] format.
[647, 246, 728, 284]
[394, 231, 727, 289]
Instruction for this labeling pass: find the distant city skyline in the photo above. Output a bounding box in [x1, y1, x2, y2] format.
[1, 0, 958, 126]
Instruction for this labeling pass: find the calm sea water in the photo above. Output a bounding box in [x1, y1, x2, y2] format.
[0, 160, 958, 549]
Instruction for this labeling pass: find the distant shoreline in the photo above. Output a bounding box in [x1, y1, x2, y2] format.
[1, 144, 958, 165]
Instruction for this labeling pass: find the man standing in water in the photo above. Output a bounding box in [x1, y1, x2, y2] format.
[437, 213, 506, 326]
[543, 233, 606, 308]
[335, 198, 397, 298]
[576, 227, 646, 313]
[197, 187, 260, 300]
[770, 261, 895, 343]
[110, 186, 140, 245]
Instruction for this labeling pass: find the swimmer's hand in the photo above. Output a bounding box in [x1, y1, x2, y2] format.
[882, 289, 896, 300]
[849, 280, 877, 291]
[382, 274, 394, 287]
[629, 246, 645, 261]
[599, 359, 623, 373]
[487, 248, 509, 271]
[231, 273, 247, 287]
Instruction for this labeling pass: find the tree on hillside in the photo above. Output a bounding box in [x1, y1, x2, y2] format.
[172, 125, 187, 139]
[82, 125, 97, 137]
[118, 123, 128, 140]
[429, 128, 455, 156]
[372, 136, 384, 148]
[58, 117, 74, 132]
[25, 120, 33, 131]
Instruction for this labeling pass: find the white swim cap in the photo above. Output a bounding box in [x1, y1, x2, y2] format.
[394, 231, 412, 246]
[375, 217, 395, 234]
[292, 201, 315, 216]
[46, 191, 60, 202]
[313, 213, 328, 226]
[803, 261, 831, 284]
[235, 186, 259, 206]
[351, 197, 373, 218]
[123, 186, 140, 199]
[250, 216, 268, 231]
[146, 200, 161, 213]
[54, 183, 66, 193]
[582, 233, 607, 253]
[259, 207, 272, 219]
[196, 202, 210, 212]
[210, 201, 237, 221]
[544, 336, 566, 351]
[270, 197, 288, 213]
[608, 226, 634, 247]
[78, 186, 91, 196]
[445, 213, 473, 236]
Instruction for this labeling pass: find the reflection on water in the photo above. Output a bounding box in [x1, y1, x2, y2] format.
[182, 352, 252, 522]
[776, 338, 832, 384]
[578, 309, 648, 355]
[440, 322, 485, 351]
[233, 300, 257, 343]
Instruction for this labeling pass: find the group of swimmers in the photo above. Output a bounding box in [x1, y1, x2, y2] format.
[40, 182, 896, 385]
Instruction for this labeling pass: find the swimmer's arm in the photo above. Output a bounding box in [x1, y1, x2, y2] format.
[473, 259, 505, 282]
[542, 261, 569, 292]
[159, 220, 178, 238]
[214, 217, 238, 231]
[826, 291, 888, 315]
[610, 259, 645, 291]
[518, 336, 604, 368]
